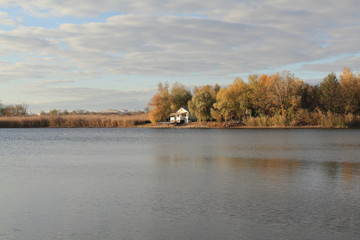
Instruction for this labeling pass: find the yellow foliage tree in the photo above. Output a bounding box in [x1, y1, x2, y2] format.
[268, 71, 304, 113]
[148, 83, 171, 123]
[339, 67, 360, 114]
[248, 74, 276, 116]
[213, 78, 251, 121]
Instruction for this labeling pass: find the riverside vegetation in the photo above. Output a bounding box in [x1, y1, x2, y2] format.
[148, 68, 360, 128]
[1, 68, 360, 128]
[0, 113, 149, 128]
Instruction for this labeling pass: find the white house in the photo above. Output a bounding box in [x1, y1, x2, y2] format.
[170, 107, 193, 124]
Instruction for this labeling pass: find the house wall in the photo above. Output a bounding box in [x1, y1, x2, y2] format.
[170, 107, 194, 124]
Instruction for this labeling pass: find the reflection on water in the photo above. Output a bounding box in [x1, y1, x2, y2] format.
[324, 161, 360, 182]
[156, 153, 360, 185]
[0, 128, 360, 240]
[216, 157, 300, 175]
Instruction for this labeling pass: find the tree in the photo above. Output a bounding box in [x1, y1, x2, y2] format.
[339, 68, 360, 114]
[214, 83, 221, 94]
[248, 74, 276, 116]
[170, 82, 192, 112]
[213, 78, 251, 121]
[49, 109, 60, 116]
[2, 104, 28, 116]
[268, 71, 304, 113]
[0, 101, 4, 115]
[319, 73, 342, 113]
[148, 82, 171, 123]
[299, 83, 320, 111]
[248, 71, 306, 119]
[188, 85, 216, 121]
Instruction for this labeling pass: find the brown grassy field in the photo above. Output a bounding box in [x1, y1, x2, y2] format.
[0, 113, 150, 128]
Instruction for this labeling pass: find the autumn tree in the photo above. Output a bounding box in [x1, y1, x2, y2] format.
[248, 74, 276, 116]
[319, 73, 342, 113]
[1, 104, 28, 116]
[188, 85, 216, 121]
[247, 71, 307, 120]
[148, 82, 171, 123]
[339, 68, 360, 114]
[213, 78, 251, 121]
[267, 71, 304, 113]
[170, 82, 192, 112]
[147, 69, 360, 126]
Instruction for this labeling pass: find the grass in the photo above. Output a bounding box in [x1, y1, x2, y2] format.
[1, 111, 360, 128]
[0, 113, 150, 128]
[243, 111, 360, 128]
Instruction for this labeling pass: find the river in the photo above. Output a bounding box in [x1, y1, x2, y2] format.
[0, 128, 360, 240]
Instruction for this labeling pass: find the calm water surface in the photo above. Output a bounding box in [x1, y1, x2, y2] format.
[0, 128, 360, 240]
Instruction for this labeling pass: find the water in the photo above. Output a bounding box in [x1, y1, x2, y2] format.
[0, 128, 360, 240]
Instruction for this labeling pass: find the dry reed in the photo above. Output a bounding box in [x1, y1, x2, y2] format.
[1, 112, 359, 128]
[243, 111, 360, 128]
[0, 113, 150, 128]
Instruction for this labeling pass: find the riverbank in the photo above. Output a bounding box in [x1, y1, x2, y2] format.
[139, 122, 352, 129]
[1, 113, 359, 128]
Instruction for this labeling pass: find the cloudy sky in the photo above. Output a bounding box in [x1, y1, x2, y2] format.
[1, 0, 360, 113]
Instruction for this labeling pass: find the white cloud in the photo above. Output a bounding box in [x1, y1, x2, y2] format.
[1, 0, 360, 110]
[1, 0, 124, 17]
[0, 14, 329, 80]
[23, 86, 154, 112]
[0, 11, 19, 26]
[302, 56, 360, 73]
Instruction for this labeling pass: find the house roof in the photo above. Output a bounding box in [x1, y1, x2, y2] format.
[176, 107, 189, 114]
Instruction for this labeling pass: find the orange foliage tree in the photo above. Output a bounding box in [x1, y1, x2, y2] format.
[148, 83, 171, 123]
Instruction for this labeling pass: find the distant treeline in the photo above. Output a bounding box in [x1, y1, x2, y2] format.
[0, 103, 28, 117]
[148, 68, 360, 128]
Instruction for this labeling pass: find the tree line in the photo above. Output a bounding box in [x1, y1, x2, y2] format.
[148, 68, 360, 127]
[0, 103, 28, 117]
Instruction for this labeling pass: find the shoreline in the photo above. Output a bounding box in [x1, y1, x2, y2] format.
[137, 122, 355, 129]
[0, 114, 359, 129]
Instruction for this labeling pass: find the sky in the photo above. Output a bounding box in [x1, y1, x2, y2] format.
[1, 0, 360, 113]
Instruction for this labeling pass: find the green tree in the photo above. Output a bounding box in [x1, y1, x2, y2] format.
[148, 82, 171, 123]
[319, 73, 342, 113]
[299, 83, 320, 111]
[188, 85, 216, 121]
[170, 82, 192, 112]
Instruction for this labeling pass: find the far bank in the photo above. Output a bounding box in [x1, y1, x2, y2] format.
[1, 113, 360, 129]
